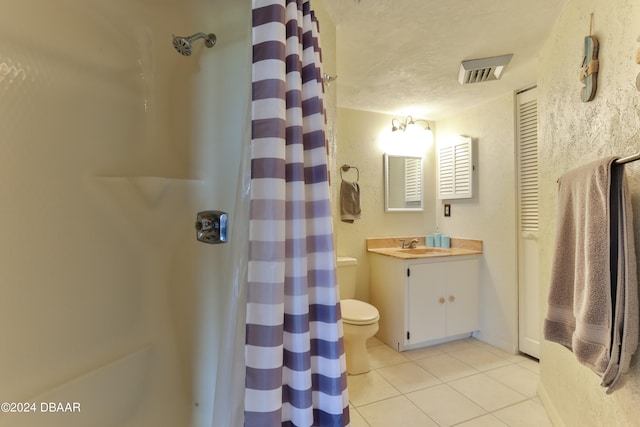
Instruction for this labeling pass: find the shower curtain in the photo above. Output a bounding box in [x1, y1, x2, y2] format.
[246, 1, 349, 426]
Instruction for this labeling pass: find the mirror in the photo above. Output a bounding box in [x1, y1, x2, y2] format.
[384, 153, 424, 212]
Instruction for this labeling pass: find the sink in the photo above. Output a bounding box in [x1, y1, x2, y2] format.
[394, 247, 452, 255]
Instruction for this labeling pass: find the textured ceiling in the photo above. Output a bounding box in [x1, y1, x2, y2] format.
[321, 0, 568, 120]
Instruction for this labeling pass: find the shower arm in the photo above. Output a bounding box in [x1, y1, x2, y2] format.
[186, 32, 216, 47]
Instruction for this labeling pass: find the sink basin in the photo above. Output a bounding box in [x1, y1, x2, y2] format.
[394, 247, 452, 255]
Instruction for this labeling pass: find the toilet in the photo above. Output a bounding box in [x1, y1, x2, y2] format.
[337, 256, 380, 375]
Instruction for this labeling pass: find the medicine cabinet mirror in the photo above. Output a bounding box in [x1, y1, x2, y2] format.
[384, 153, 424, 212]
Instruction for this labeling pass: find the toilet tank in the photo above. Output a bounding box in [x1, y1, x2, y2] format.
[336, 256, 357, 300]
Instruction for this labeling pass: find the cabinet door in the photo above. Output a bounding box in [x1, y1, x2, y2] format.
[438, 136, 473, 199]
[445, 258, 479, 336]
[407, 263, 447, 344]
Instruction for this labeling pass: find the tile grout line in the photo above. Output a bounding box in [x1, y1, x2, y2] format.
[349, 338, 549, 426]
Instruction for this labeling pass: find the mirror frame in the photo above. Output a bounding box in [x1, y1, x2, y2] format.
[384, 153, 424, 212]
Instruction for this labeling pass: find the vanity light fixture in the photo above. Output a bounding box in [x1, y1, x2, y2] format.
[391, 115, 432, 133]
[391, 115, 433, 144]
[383, 115, 434, 155]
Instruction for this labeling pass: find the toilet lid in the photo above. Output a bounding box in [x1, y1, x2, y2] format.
[341, 299, 380, 325]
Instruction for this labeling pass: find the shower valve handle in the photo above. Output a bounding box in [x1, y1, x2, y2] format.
[195, 211, 228, 244]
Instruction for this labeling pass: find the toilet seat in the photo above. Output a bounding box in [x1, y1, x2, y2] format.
[341, 299, 380, 325]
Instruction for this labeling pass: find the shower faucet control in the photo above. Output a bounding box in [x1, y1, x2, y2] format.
[195, 210, 228, 244]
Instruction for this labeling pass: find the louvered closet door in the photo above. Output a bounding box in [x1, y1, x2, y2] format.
[517, 86, 540, 358]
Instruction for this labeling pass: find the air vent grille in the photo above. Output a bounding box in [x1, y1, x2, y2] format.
[458, 54, 513, 85]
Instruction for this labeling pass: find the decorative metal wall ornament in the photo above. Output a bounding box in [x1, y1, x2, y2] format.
[580, 13, 599, 102]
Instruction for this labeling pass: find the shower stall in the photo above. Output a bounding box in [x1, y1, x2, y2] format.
[0, 0, 250, 426]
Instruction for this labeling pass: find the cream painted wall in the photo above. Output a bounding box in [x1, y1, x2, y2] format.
[537, 0, 640, 424]
[0, 1, 249, 425]
[334, 108, 437, 301]
[310, 0, 339, 232]
[436, 94, 519, 352]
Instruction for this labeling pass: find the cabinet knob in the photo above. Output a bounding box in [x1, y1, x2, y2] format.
[439, 297, 446, 304]
[449, 295, 456, 303]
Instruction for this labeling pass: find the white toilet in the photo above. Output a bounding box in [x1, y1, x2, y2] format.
[336, 256, 380, 375]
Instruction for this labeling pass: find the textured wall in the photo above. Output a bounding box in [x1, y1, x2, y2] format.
[436, 93, 519, 352]
[310, 0, 339, 250]
[538, 0, 640, 424]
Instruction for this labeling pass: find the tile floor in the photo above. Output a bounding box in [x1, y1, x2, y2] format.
[347, 337, 552, 427]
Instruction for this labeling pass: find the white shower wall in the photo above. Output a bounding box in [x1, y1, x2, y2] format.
[0, 1, 249, 426]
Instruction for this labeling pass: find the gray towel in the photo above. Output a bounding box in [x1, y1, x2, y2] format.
[600, 162, 638, 392]
[543, 157, 638, 393]
[340, 180, 361, 223]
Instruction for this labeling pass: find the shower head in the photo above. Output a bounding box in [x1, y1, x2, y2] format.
[172, 32, 217, 56]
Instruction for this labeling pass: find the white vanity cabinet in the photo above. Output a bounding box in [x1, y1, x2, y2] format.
[369, 253, 479, 352]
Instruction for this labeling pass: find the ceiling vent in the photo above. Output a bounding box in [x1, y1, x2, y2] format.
[457, 54, 513, 85]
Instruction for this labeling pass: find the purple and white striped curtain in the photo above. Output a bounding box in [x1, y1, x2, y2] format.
[246, 1, 349, 426]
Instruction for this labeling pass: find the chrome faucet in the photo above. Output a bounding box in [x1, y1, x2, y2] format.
[400, 238, 420, 249]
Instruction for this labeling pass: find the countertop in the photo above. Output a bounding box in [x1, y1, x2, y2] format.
[366, 237, 482, 259]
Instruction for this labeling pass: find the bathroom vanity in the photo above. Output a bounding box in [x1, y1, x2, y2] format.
[367, 238, 482, 352]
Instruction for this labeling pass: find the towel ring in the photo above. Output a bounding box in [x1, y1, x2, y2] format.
[340, 164, 359, 181]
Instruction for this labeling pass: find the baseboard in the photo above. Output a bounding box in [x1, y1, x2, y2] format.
[473, 331, 518, 354]
[537, 380, 565, 427]
[401, 333, 473, 352]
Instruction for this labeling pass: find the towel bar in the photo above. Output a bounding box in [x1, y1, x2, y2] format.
[616, 152, 640, 165]
[556, 153, 640, 183]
